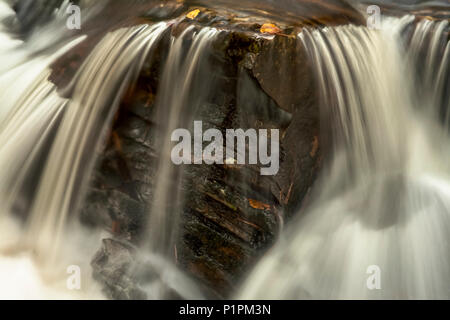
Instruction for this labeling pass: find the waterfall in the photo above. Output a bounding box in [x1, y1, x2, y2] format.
[1, 0, 449, 301]
[239, 17, 450, 299]
[140, 26, 219, 299]
[25, 22, 169, 266]
[0, 0, 169, 297]
[409, 19, 449, 129]
[0, 0, 219, 299]
[148, 26, 219, 253]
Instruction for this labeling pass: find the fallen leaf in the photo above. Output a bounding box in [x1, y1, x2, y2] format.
[248, 199, 271, 210]
[186, 9, 200, 20]
[260, 23, 281, 34]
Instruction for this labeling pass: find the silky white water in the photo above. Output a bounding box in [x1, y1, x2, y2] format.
[0, 0, 169, 299]
[148, 26, 219, 252]
[0, 0, 448, 300]
[239, 17, 450, 299]
[0, 0, 215, 299]
[144, 26, 219, 299]
[409, 18, 449, 128]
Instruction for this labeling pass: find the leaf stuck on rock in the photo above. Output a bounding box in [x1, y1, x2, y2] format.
[248, 199, 271, 210]
[186, 9, 200, 20]
[260, 23, 281, 34]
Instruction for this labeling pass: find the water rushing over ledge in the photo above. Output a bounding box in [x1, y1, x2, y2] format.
[0, 0, 449, 300]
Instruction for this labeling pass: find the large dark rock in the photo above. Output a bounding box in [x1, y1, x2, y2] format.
[50, 0, 369, 299]
[80, 17, 321, 297]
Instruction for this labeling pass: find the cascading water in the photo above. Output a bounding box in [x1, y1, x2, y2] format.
[140, 26, 219, 300]
[0, 0, 222, 299]
[148, 26, 219, 255]
[24, 22, 169, 265]
[0, 0, 169, 298]
[409, 18, 449, 129]
[1, 0, 448, 301]
[239, 17, 450, 299]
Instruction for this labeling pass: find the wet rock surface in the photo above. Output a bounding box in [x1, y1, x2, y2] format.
[185, 0, 365, 27]
[49, 0, 449, 300]
[79, 17, 321, 297]
[91, 238, 146, 300]
[46, 0, 372, 299]
[5, 0, 448, 302]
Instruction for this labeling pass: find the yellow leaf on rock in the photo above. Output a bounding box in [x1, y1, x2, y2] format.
[186, 9, 200, 20]
[260, 23, 281, 34]
[248, 199, 271, 210]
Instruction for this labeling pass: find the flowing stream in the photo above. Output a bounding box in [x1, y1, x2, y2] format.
[0, 0, 169, 299]
[239, 16, 450, 299]
[0, 0, 448, 300]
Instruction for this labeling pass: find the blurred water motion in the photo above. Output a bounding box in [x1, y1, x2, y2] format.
[0, 0, 449, 300]
[239, 16, 450, 299]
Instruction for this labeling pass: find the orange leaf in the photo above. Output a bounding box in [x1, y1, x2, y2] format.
[248, 199, 271, 210]
[260, 23, 281, 34]
[186, 9, 200, 20]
